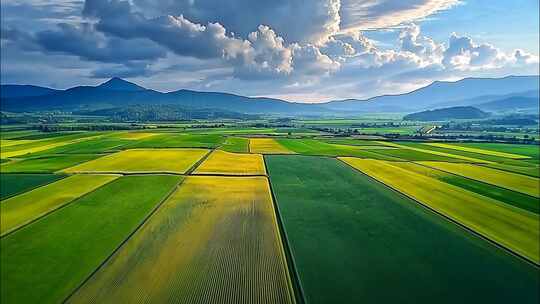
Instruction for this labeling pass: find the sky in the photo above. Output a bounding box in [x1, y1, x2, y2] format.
[1, 0, 539, 102]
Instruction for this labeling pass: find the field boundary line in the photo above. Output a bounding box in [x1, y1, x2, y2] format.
[337, 158, 540, 268]
[62, 176, 186, 303]
[0, 174, 68, 201]
[185, 148, 214, 175]
[264, 156, 306, 304]
[0, 175, 120, 239]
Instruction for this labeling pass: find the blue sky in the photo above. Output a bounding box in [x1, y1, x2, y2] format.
[1, 0, 538, 102]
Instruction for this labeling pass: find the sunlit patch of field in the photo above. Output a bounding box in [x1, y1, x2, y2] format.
[0, 174, 119, 236]
[68, 176, 295, 304]
[63, 148, 208, 174]
[249, 138, 294, 154]
[376, 141, 492, 163]
[339, 157, 540, 264]
[115, 132, 158, 140]
[194, 150, 266, 175]
[424, 143, 531, 159]
[419, 161, 540, 198]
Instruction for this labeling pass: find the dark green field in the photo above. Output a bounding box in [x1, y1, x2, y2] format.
[266, 155, 539, 304]
[1, 154, 102, 173]
[0, 174, 66, 199]
[125, 133, 224, 148]
[0, 175, 182, 304]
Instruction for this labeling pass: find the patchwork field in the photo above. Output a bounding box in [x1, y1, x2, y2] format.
[425, 142, 531, 159]
[0, 173, 66, 200]
[389, 162, 539, 214]
[250, 138, 294, 154]
[0, 154, 102, 173]
[220, 136, 249, 152]
[68, 176, 295, 304]
[340, 158, 540, 264]
[377, 141, 492, 163]
[266, 155, 539, 303]
[276, 138, 400, 160]
[126, 133, 224, 148]
[419, 161, 540, 197]
[455, 143, 540, 160]
[1, 174, 119, 236]
[1, 132, 104, 158]
[0, 175, 181, 304]
[194, 150, 266, 175]
[63, 148, 208, 174]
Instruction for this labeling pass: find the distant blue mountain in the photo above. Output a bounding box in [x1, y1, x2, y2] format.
[0, 85, 61, 99]
[1, 75, 539, 115]
[322, 75, 540, 113]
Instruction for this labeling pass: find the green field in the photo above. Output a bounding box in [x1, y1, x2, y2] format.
[276, 138, 401, 160]
[456, 143, 539, 160]
[26, 137, 132, 155]
[219, 136, 249, 152]
[341, 158, 540, 264]
[68, 176, 295, 303]
[1, 174, 119, 236]
[0, 154, 102, 173]
[378, 141, 492, 163]
[482, 162, 540, 178]
[1, 132, 104, 158]
[266, 155, 539, 303]
[425, 143, 531, 159]
[0, 175, 181, 304]
[125, 133, 224, 148]
[0, 174, 66, 200]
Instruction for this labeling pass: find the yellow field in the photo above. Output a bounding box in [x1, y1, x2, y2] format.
[68, 176, 295, 304]
[376, 141, 492, 163]
[250, 138, 294, 154]
[424, 143, 530, 159]
[419, 161, 540, 197]
[0, 140, 33, 148]
[1, 135, 103, 158]
[339, 157, 540, 264]
[116, 132, 158, 140]
[0, 174, 119, 236]
[63, 148, 208, 174]
[194, 150, 266, 175]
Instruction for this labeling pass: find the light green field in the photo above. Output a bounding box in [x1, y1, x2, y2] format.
[194, 150, 266, 175]
[419, 162, 540, 198]
[1, 133, 103, 158]
[1, 174, 119, 236]
[455, 143, 540, 159]
[249, 138, 295, 154]
[339, 158, 540, 264]
[483, 163, 540, 178]
[425, 143, 531, 159]
[219, 137, 249, 153]
[67, 176, 295, 304]
[1, 175, 181, 304]
[125, 133, 224, 148]
[63, 149, 208, 174]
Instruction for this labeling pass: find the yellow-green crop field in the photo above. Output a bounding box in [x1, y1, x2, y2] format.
[419, 161, 540, 197]
[377, 141, 493, 163]
[0, 174, 119, 236]
[424, 143, 531, 159]
[115, 132, 158, 140]
[339, 157, 540, 264]
[194, 150, 266, 175]
[68, 176, 295, 304]
[1, 134, 103, 158]
[63, 148, 208, 174]
[249, 138, 295, 154]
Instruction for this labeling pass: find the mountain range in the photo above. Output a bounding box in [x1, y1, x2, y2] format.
[1, 75, 538, 115]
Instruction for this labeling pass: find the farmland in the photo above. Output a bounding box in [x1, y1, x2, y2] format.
[194, 150, 266, 175]
[0, 175, 182, 304]
[266, 155, 538, 303]
[0, 126, 539, 304]
[63, 148, 209, 174]
[68, 176, 295, 304]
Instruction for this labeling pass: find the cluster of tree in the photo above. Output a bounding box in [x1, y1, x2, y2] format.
[75, 104, 258, 122]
